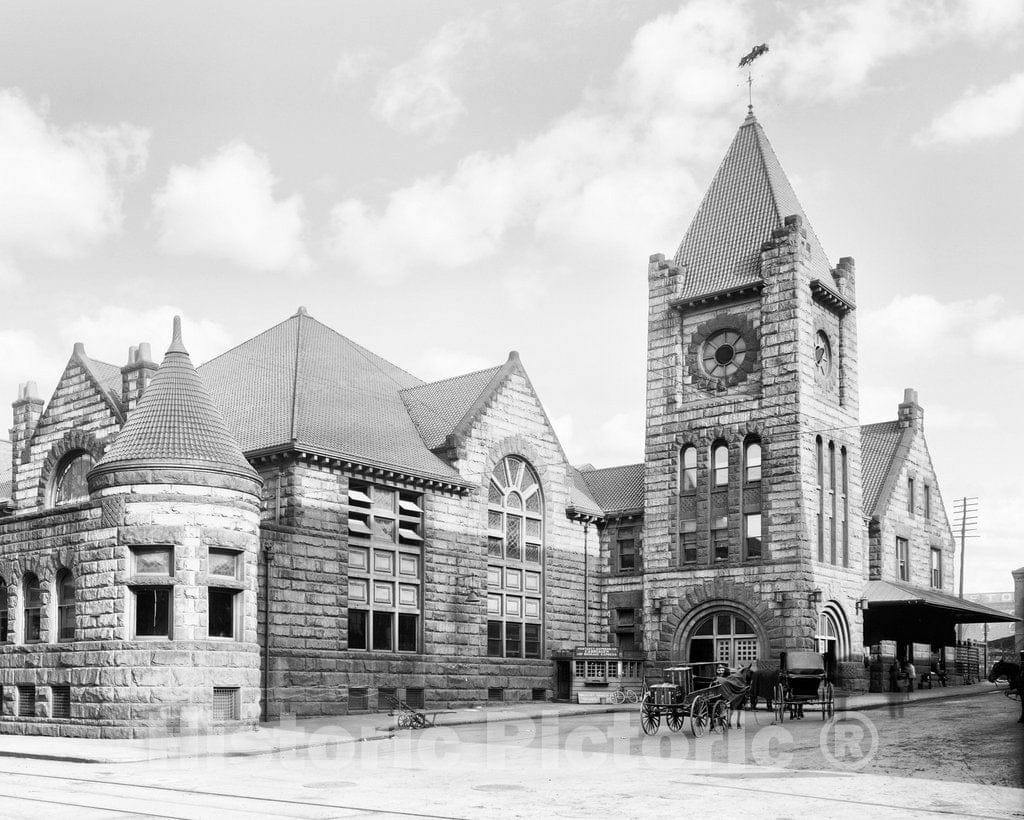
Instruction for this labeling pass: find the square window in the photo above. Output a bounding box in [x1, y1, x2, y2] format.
[373, 582, 393, 605]
[399, 554, 419, 576]
[525, 572, 540, 592]
[212, 687, 239, 721]
[506, 596, 522, 617]
[505, 568, 522, 590]
[208, 588, 237, 639]
[348, 609, 368, 649]
[349, 686, 368, 711]
[398, 584, 418, 607]
[349, 547, 369, 572]
[372, 611, 393, 651]
[398, 613, 417, 652]
[348, 579, 368, 603]
[487, 566, 502, 588]
[133, 547, 173, 576]
[133, 587, 172, 638]
[487, 594, 502, 616]
[525, 598, 540, 618]
[208, 548, 240, 579]
[373, 550, 395, 574]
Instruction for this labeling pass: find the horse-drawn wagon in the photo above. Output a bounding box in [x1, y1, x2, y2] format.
[772, 651, 835, 721]
[639, 664, 745, 737]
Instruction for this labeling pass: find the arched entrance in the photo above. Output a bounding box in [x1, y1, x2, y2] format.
[817, 603, 851, 681]
[678, 608, 764, 667]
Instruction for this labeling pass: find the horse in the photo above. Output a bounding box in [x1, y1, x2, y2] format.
[987, 660, 1023, 723]
[746, 660, 779, 711]
[714, 665, 753, 728]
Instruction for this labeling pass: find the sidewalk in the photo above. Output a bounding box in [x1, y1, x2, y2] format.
[0, 683, 999, 764]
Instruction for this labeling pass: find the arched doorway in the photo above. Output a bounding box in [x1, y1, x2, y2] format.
[817, 604, 850, 682]
[687, 611, 760, 667]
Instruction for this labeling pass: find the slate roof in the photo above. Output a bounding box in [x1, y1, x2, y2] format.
[864, 580, 1019, 623]
[673, 110, 832, 300]
[198, 310, 464, 483]
[401, 366, 502, 451]
[94, 318, 257, 479]
[576, 463, 644, 515]
[0, 439, 11, 501]
[859, 421, 905, 517]
[566, 466, 603, 518]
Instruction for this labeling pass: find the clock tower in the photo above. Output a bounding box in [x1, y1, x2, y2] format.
[642, 110, 867, 682]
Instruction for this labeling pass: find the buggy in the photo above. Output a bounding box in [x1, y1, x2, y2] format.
[639, 664, 744, 737]
[772, 651, 835, 721]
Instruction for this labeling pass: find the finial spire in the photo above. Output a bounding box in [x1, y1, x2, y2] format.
[738, 43, 769, 116]
[167, 315, 188, 355]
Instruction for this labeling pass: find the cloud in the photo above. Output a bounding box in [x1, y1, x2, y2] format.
[332, 46, 384, 87]
[371, 17, 490, 138]
[0, 329, 64, 399]
[0, 89, 148, 278]
[153, 142, 310, 274]
[914, 71, 1024, 146]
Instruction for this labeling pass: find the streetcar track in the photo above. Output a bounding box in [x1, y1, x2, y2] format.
[0, 788, 185, 819]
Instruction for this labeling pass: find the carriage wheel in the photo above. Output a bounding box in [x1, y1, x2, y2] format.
[625, 689, 641, 704]
[823, 682, 835, 719]
[640, 696, 660, 735]
[410, 713, 428, 729]
[773, 683, 785, 723]
[712, 700, 730, 733]
[690, 695, 709, 738]
[610, 690, 625, 704]
[666, 708, 686, 732]
[396, 713, 411, 729]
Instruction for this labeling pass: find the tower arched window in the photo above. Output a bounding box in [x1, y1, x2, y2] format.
[680, 445, 697, 492]
[711, 442, 729, 487]
[486, 456, 543, 659]
[744, 438, 761, 483]
[23, 574, 41, 643]
[57, 571, 75, 642]
[49, 451, 95, 508]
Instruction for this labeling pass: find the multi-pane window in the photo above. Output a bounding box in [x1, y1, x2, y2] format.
[744, 513, 762, 560]
[828, 442, 836, 565]
[208, 548, 241, 639]
[486, 456, 543, 658]
[930, 547, 942, 588]
[896, 537, 909, 582]
[23, 574, 42, 643]
[49, 452, 95, 507]
[679, 520, 697, 564]
[744, 439, 762, 483]
[0, 584, 7, 643]
[57, 572, 75, 642]
[130, 547, 174, 639]
[680, 446, 697, 491]
[712, 442, 729, 486]
[907, 478, 915, 515]
[614, 608, 639, 652]
[347, 481, 423, 653]
[841, 447, 849, 567]
[688, 613, 759, 667]
[816, 437, 824, 562]
[617, 529, 637, 572]
[712, 516, 729, 562]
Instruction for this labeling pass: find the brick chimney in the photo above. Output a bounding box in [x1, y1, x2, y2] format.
[897, 387, 923, 430]
[120, 342, 157, 413]
[10, 381, 44, 500]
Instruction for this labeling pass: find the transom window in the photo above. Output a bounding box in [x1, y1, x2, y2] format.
[487, 456, 543, 659]
[688, 612, 759, 668]
[49, 452, 94, 507]
[347, 481, 422, 652]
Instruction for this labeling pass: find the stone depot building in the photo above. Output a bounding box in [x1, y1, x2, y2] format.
[0, 111, 1015, 737]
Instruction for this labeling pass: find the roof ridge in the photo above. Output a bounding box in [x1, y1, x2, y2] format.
[401, 364, 503, 393]
[861, 420, 899, 430]
[197, 313, 298, 368]
[578, 462, 644, 474]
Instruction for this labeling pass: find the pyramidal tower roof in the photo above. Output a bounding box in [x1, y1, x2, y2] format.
[92, 317, 258, 482]
[673, 110, 832, 299]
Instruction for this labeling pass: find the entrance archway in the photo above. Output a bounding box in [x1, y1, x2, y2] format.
[674, 605, 765, 667]
[817, 603, 851, 681]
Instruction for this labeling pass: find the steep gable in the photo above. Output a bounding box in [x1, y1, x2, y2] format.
[401, 365, 503, 451]
[860, 421, 906, 518]
[673, 110, 832, 300]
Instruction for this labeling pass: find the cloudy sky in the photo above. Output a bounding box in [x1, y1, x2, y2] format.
[1, 0, 1021, 591]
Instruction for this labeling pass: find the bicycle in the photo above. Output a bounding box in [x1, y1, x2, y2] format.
[610, 688, 641, 704]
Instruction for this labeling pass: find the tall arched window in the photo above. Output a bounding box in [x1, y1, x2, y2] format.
[49, 452, 95, 507]
[841, 446, 849, 567]
[815, 436, 824, 562]
[680, 446, 697, 491]
[744, 438, 761, 483]
[828, 441, 837, 564]
[57, 571, 75, 642]
[486, 457, 543, 659]
[711, 441, 729, 487]
[23, 574, 41, 643]
[0, 584, 8, 643]
[688, 612, 759, 667]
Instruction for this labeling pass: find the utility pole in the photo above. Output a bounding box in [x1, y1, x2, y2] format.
[951, 497, 979, 644]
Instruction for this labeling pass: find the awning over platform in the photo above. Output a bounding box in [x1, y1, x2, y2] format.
[862, 580, 1019, 646]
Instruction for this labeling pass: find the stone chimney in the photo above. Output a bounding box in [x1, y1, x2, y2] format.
[832, 256, 855, 296]
[120, 342, 157, 413]
[10, 381, 44, 499]
[897, 387, 923, 430]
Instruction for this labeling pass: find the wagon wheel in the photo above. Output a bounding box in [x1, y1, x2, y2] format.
[712, 700, 730, 733]
[666, 708, 686, 732]
[640, 695, 660, 735]
[610, 690, 625, 704]
[625, 689, 641, 704]
[823, 682, 835, 719]
[396, 713, 411, 729]
[773, 683, 785, 723]
[410, 712, 428, 729]
[690, 695, 709, 738]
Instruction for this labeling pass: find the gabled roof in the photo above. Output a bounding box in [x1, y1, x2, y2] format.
[198, 309, 463, 483]
[401, 365, 503, 450]
[673, 110, 832, 300]
[0, 439, 11, 501]
[566, 466, 603, 518]
[72, 349, 124, 422]
[860, 420, 912, 518]
[93, 318, 257, 480]
[577, 463, 645, 515]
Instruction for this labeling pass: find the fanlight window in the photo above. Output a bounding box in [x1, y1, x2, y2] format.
[688, 612, 759, 668]
[487, 457, 543, 563]
[50, 452, 95, 507]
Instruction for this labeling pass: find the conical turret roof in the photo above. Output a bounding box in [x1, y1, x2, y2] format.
[673, 110, 832, 300]
[92, 317, 258, 481]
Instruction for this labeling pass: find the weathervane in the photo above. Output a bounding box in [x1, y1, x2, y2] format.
[738, 43, 769, 113]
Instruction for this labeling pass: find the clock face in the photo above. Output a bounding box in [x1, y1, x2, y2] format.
[702, 329, 748, 379]
[814, 331, 832, 378]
